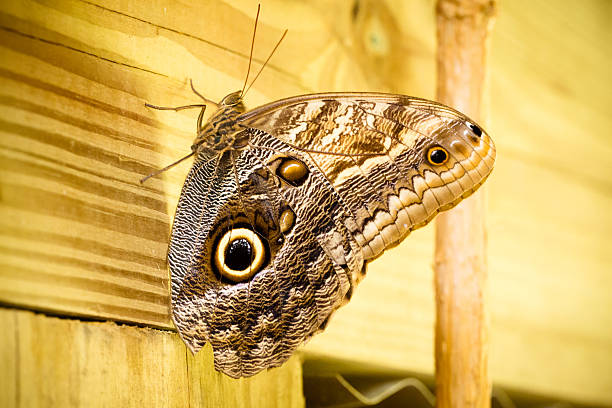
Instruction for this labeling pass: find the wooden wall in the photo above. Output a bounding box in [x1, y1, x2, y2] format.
[0, 0, 610, 406]
[0, 309, 303, 407]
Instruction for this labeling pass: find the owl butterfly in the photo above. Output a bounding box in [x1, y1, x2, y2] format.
[143, 7, 495, 379]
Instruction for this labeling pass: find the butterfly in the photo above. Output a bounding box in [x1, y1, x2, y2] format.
[143, 8, 496, 379]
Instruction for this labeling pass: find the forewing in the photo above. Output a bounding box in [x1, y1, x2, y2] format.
[240, 93, 496, 260]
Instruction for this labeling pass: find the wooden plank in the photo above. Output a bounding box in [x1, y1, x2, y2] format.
[0, 0, 376, 326]
[0, 307, 303, 408]
[0, 0, 327, 327]
[0, 0, 611, 405]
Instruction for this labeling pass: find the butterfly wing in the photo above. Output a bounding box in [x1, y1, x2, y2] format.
[170, 93, 496, 379]
[170, 129, 362, 378]
[240, 93, 496, 260]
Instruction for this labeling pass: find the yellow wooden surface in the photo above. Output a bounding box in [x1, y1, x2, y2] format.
[0, 307, 303, 408]
[0, 0, 610, 405]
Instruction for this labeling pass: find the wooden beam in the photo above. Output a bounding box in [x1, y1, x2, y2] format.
[0, 307, 304, 407]
[433, 0, 496, 406]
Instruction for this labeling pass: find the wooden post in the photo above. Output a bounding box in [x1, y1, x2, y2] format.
[434, 1, 496, 407]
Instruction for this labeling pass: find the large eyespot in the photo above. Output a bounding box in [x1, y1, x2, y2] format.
[276, 158, 309, 186]
[213, 228, 266, 282]
[427, 146, 449, 165]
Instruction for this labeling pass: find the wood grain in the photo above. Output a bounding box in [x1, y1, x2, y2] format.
[434, 0, 495, 406]
[0, 0, 611, 405]
[0, 307, 303, 408]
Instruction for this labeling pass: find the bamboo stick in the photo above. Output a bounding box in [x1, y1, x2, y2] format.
[433, 1, 497, 407]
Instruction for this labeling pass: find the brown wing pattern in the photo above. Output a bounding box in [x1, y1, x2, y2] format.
[240, 93, 496, 262]
[170, 92, 495, 379]
[170, 130, 362, 378]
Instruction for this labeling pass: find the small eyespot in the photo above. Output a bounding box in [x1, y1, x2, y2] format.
[279, 207, 296, 234]
[427, 146, 449, 165]
[467, 122, 483, 137]
[277, 158, 309, 186]
[213, 228, 265, 282]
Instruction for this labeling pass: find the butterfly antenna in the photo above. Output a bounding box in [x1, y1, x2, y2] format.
[240, 4, 261, 98]
[242, 28, 288, 98]
[189, 79, 219, 108]
[140, 151, 195, 184]
[145, 102, 207, 111]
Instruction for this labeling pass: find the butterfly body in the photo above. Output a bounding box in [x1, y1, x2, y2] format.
[191, 91, 248, 154]
[168, 92, 495, 378]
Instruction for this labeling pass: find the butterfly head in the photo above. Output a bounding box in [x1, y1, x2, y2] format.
[220, 91, 245, 107]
